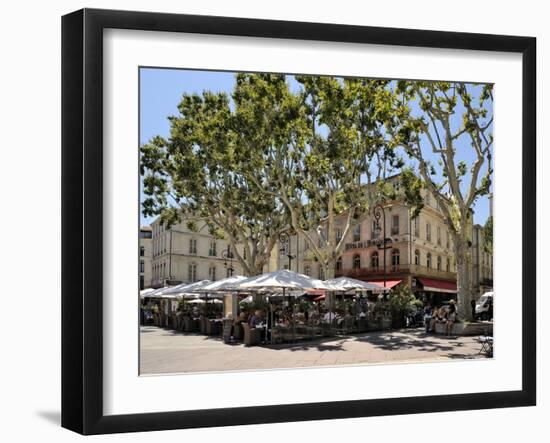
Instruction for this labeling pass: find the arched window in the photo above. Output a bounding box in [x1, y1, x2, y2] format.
[371, 251, 379, 269]
[353, 254, 361, 270]
[391, 249, 400, 270]
[426, 253, 432, 268]
[414, 249, 420, 266]
[437, 255, 442, 271]
[446, 257, 451, 272]
[335, 257, 343, 272]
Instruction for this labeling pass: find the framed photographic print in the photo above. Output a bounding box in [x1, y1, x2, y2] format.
[61, 8, 536, 435]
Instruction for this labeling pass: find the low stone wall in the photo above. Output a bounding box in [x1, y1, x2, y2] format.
[434, 321, 493, 336]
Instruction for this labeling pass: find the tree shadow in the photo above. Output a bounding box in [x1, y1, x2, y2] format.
[354, 330, 464, 353]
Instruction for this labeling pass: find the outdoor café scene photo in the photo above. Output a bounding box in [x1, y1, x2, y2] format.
[138, 68, 494, 375]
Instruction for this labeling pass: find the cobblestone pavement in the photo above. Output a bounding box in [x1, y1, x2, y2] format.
[140, 325, 489, 375]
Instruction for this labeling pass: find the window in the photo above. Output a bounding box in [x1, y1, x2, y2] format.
[437, 255, 442, 271]
[208, 266, 216, 281]
[318, 265, 325, 280]
[446, 258, 451, 272]
[413, 217, 420, 237]
[209, 240, 217, 257]
[353, 254, 361, 270]
[446, 233, 450, 249]
[336, 228, 343, 243]
[391, 215, 399, 235]
[426, 253, 432, 268]
[188, 263, 197, 282]
[304, 265, 311, 276]
[391, 249, 400, 270]
[371, 251, 379, 269]
[353, 224, 361, 242]
[140, 260, 144, 273]
[335, 257, 342, 272]
[437, 226, 441, 245]
[243, 248, 247, 260]
[140, 246, 145, 257]
[426, 223, 432, 242]
[189, 238, 197, 255]
[414, 249, 420, 266]
[140, 276, 144, 290]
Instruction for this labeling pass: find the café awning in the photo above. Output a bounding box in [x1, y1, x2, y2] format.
[367, 280, 402, 290]
[417, 277, 457, 294]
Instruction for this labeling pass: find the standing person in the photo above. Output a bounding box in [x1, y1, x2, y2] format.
[471, 298, 477, 320]
[423, 303, 433, 333]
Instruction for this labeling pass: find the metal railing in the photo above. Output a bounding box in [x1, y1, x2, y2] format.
[336, 264, 456, 281]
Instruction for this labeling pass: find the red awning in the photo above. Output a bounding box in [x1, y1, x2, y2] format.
[417, 277, 457, 293]
[367, 280, 402, 290]
[307, 290, 325, 296]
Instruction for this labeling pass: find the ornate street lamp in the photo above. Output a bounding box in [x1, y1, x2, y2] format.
[279, 231, 296, 270]
[221, 245, 234, 277]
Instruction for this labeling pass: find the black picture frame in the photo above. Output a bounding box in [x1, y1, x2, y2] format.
[62, 8, 536, 435]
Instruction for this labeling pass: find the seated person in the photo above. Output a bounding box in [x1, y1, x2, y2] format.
[429, 305, 446, 332]
[249, 310, 263, 327]
[445, 300, 457, 336]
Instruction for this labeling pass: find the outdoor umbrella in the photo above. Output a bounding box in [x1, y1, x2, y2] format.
[236, 269, 330, 292]
[235, 270, 330, 344]
[162, 279, 211, 296]
[140, 288, 155, 298]
[324, 276, 388, 293]
[199, 275, 248, 292]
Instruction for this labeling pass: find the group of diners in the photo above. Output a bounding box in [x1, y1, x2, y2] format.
[422, 300, 458, 336]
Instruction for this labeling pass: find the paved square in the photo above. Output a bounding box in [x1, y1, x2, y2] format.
[140, 326, 489, 374]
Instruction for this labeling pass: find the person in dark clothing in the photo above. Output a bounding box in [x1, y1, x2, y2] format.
[471, 298, 477, 320]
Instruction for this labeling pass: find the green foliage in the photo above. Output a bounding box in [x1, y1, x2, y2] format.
[388, 285, 416, 318]
[400, 168, 424, 218]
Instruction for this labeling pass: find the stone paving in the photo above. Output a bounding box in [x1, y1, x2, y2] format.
[139, 325, 489, 375]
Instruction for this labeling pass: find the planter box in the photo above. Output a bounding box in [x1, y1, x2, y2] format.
[381, 318, 392, 330]
[434, 321, 493, 336]
[367, 320, 381, 331]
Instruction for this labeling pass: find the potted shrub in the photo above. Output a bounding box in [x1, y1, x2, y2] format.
[388, 285, 416, 329]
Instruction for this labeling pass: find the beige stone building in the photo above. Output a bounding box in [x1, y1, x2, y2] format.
[277, 177, 466, 303]
[150, 218, 248, 288]
[472, 223, 494, 297]
[139, 226, 153, 289]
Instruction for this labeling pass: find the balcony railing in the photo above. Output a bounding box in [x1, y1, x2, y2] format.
[336, 264, 456, 281]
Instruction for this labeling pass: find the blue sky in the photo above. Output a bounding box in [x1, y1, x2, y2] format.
[140, 68, 492, 227]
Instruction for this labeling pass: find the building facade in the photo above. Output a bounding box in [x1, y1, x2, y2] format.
[277, 179, 470, 302]
[472, 223, 494, 297]
[150, 218, 248, 288]
[139, 226, 153, 289]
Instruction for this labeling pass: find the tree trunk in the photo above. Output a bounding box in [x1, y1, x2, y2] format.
[454, 235, 474, 321]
